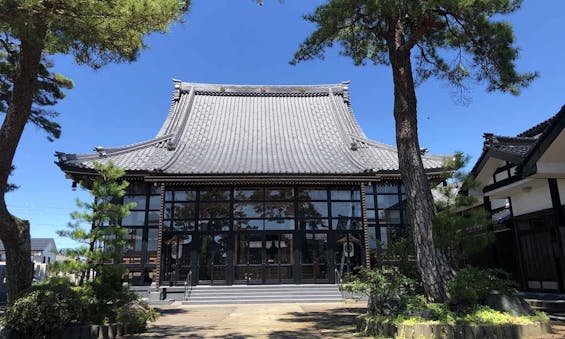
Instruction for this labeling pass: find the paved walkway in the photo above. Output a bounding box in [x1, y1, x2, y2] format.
[127, 301, 369, 338]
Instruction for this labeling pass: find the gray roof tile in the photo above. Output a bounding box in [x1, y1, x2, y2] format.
[57, 81, 445, 175]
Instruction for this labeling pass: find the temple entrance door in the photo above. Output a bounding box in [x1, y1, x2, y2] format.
[265, 233, 294, 284]
[301, 233, 329, 283]
[162, 234, 194, 286]
[198, 234, 229, 285]
[234, 233, 263, 284]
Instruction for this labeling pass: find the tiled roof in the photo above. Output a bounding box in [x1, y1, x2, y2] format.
[0, 238, 55, 252]
[517, 115, 557, 137]
[483, 135, 538, 159]
[56, 81, 446, 176]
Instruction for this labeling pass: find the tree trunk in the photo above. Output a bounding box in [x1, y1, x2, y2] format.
[387, 22, 455, 302]
[0, 32, 46, 303]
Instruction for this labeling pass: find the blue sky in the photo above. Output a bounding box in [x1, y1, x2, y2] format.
[5, 0, 565, 249]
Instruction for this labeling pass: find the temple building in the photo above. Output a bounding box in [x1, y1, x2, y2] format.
[470, 105, 565, 292]
[56, 81, 446, 286]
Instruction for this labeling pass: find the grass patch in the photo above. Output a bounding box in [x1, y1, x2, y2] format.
[365, 304, 549, 327]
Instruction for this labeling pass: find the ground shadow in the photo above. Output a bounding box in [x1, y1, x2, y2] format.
[276, 306, 367, 338]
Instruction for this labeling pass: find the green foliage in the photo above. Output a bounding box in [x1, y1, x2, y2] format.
[343, 266, 415, 316]
[292, 0, 535, 95]
[54, 161, 137, 323]
[448, 266, 517, 312]
[373, 227, 420, 283]
[3, 277, 81, 338]
[433, 152, 494, 266]
[0, 37, 74, 141]
[55, 161, 133, 279]
[116, 300, 160, 334]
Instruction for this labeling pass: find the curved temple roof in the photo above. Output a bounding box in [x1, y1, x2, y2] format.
[56, 81, 446, 177]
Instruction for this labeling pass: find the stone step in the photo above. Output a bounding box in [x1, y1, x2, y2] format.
[182, 297, 344, 305]
[190, 291, 341, 295]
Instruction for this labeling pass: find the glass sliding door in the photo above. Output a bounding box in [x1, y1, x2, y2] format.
[199, 234, 229, 285]
[234, 233, 263, 284]
[301, 233, 329, 283]
[162, 234, 193, 285]
[265, 233, 294, 284]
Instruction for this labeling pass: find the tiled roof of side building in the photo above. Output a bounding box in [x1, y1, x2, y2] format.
[484, 135, 538, 159]
[0, 238, 55, 252]
[56, 81, 447, 175]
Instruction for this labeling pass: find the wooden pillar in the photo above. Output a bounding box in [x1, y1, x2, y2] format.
[360, 183, 371, 268]
[548, 178, 565, 292]
[155, 182, 165, 287]
[508, 197, 527, 291]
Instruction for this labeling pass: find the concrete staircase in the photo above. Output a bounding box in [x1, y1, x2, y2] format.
[179, 284, 343, 305]
[518, 292, 565, 321]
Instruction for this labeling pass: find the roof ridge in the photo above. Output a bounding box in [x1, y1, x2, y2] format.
[179, 81, 349, 95]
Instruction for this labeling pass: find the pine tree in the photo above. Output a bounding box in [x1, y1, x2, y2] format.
[0, 0, 189, 303]
[55, 162, 134, 286]
[292, 0, 535, 302]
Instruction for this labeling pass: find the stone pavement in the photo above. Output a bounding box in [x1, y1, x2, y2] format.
[127, 301, 369, 338]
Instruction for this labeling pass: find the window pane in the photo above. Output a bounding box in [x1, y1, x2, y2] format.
[365, 196, 375, 209]
[234, 202, 263, 218]
[148, 211, 160, 226]
[124, 228, 143, 264]
[199, 202, 230, 219]
[368, 227, 377, 250]
[149, 195, 160, 209]
[199, 219, 230, 231]
[378, 210, 401, 224]
[266, 187, 293, 200]
[174, 203, 196, 219]
[200, 188, 230, 201]
[175, 190, 197, 201]
[170, 220, 195, 232]
[377, 195, 400, 209]
[264, 201, 294, 218]
[165, 191, 173, 201]
[332, 217, 362, 230]
[298, 188, 327, 201]
[264, 219, 295, 230]
[299, 202, 328, 218]
[364, 185, 374, 194]
[330, 189, 360, 201]
[122, 211, 145, 226]
[234, 219, 263, 230]
[377, 184, 398, 194]
[147, 229, 158, 252]
[234, 188, 264, 201]
[331, 202, 361, 218]
[164, 203, 173, 219]
[299, 219, 329, 230]
[366, 209, 376, 221]
[124, 196, 146, 210]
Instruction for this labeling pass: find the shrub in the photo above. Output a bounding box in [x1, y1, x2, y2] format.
[3, 277, 81, 338]
[116, 299, 159, 333]
[343, 266, 415, 316]
[448, 266, 517, 312]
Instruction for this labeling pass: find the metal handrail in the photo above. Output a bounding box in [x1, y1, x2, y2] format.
[184, 270, 193, 301]
[334, 268, 343, 292]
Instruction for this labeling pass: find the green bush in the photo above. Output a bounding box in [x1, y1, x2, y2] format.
[3, 277, 81, 338]
[343, 266, 415, 316]
[116, 299, 159, 333]
[76, 266, 133, 324]
[448, 266, 517, 312]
